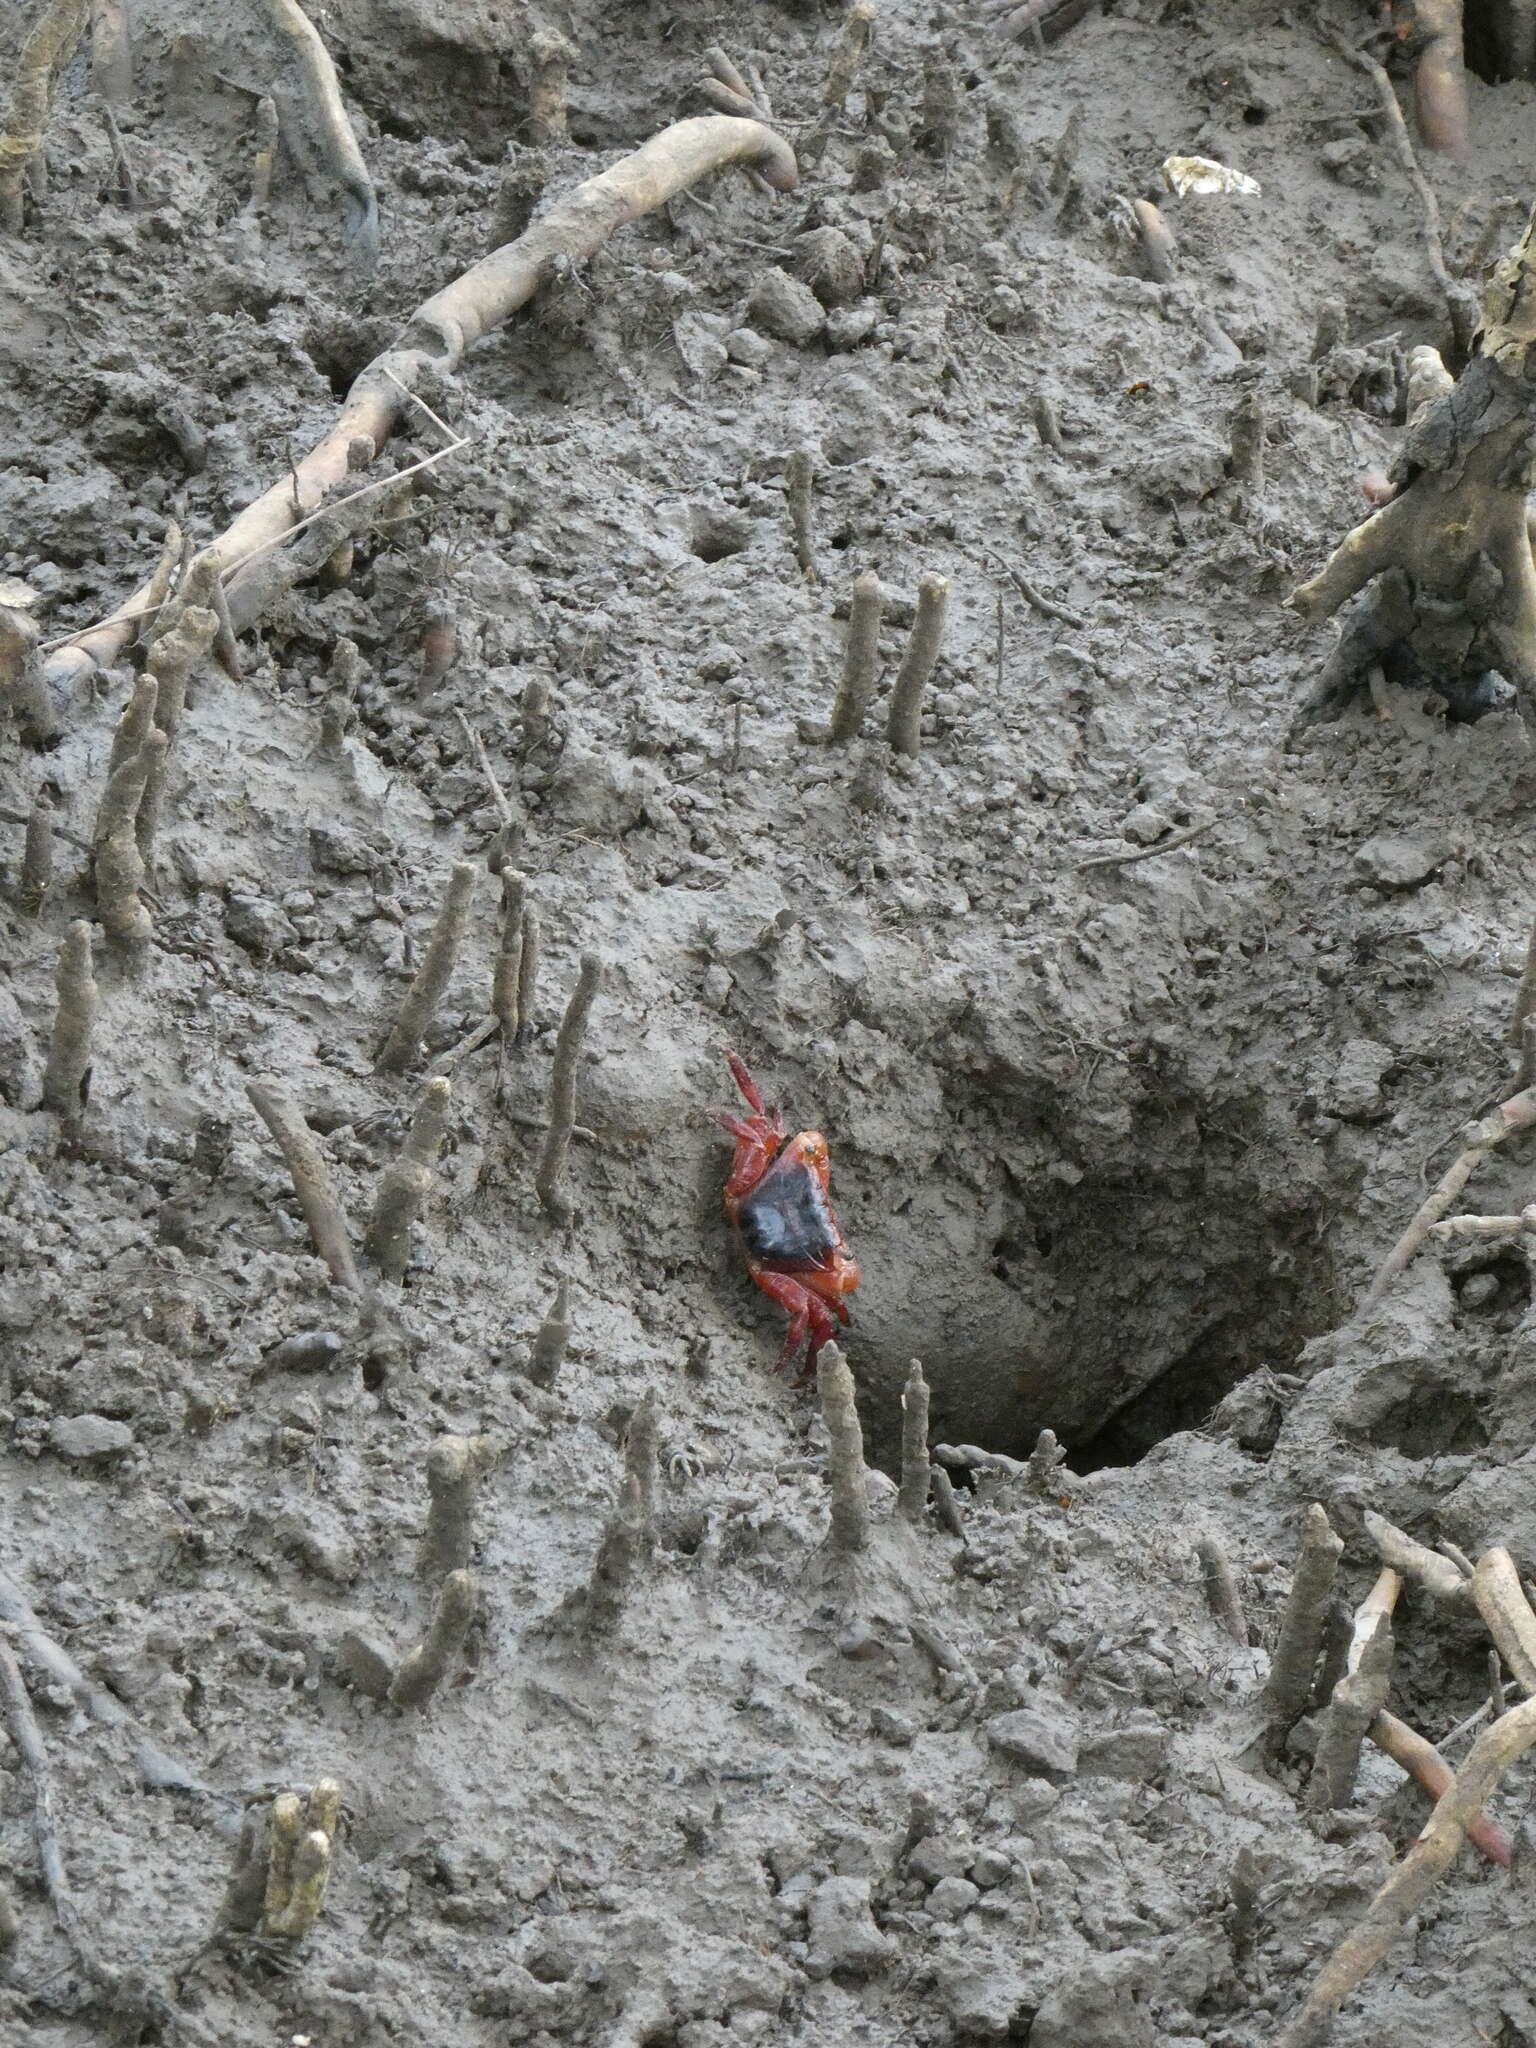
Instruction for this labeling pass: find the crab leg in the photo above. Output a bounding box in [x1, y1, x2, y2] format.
[726, 1050, 768, 1117]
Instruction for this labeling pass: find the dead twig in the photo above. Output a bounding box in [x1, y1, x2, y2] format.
[0, 1634, 109, 1990]
[1076, 818, 1217, 872]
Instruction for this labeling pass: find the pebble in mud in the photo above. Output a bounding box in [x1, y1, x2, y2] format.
[48, 1414, 135, 1461]
[984, 1704, 1080, 1778]
[803, 1876, 896, 1978]
[746, 266, 825, 346]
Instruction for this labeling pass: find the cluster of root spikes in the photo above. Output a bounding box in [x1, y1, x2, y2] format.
[9, 2, 1536, 2041]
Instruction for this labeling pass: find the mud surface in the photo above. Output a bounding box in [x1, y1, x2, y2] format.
[5, 2, 1536, 2042]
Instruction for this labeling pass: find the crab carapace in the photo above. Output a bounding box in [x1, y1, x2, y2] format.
[715, 1051, 860, 1373]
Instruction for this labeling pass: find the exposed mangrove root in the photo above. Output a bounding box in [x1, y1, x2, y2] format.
[1026, 1427, 1070, 1496]
[44, 115, 797, 695]
[136, 595, 218, 861]
[1, 597, 57, 743]
[260, 0, 378, 266]
[802, 0, 878, 165]
[886, 573, 950, 757]
[93, 731, 163, 948]
[1130, 195, 1176, 281]
[929, 1462, 967, 1541]
[0, 0, 89, 235]
[1471, 1546, 1536, 1692]
[364, 1075, 452, 1282]
[528, 1275, 572, 1388]
[785, 447, 817, 583]
[526, 20, 575, 147]
[221, 1781, 342, 1940]
[1197, 1530, 1249, 1647]
[245, 93, 279, 220]
[555, 1404, 660, 1634]
[1309, 1570, 1397, 1811]
[1227, 389, 1265, 515]
[421, 1434, 498, 1577]
[376, 861, 477, 1075]
[818, 1343, 869, 1555]
[1279, 1691, 1536, 2046]
[1369, 1707, 1512, 1865]
[0, 1630, 110, 1993]
[830, 568, 884, 741]
[1401, 0, 1471, 159]
[42, 920, 97, 1120]
[20, 793, 52, 912]
[1362, 1507, 1475, 1607]
[390, 1569, 478, 1708]
[89, 0, 132, 104]
[516, 903, 542, 1046]
[1291, 206, 1536, 726]
[535, 952, 603, 1217]
[1365, 1083, 1536, 1304]
[416, 593, 456, 703]
[493, 869, 527, 1040]
[897, 1359, 931, 1524]
[247, 1076, 362, 1292]
[1263, 1502, 1343, 1735]
[0, 1565, 201, 1791]
[104, 671, 158, 784]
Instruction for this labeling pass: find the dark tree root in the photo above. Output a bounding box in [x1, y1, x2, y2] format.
[1290, 209, 1536, 731]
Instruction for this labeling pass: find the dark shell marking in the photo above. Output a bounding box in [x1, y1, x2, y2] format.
[737, 1149, 839, 1264]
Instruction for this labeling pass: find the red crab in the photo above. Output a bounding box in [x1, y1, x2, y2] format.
[715, 1051, 860, 1373]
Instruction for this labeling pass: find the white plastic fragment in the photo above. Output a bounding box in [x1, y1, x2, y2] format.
[1161, 154, 1261, 198]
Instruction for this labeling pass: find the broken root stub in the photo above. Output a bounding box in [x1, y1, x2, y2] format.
[830, 568, 884, 742]
[364, 1075, 452, 1282]
[1291, 208, 1536, 727]
[886, 573, 950, 757]
[376, 861, 477, 1075]
[421, 1434, 498, 1578]
[1263, 1502, 1344, 1736]
[0, 603, 57, 743]
[528, 1276, 572, 1388]
[818, 1343, 870, 1555]
[898, 1359, 931, 1523]
[535, 952, 603, 1217]
[42, 921, 97, 1121]
[222, 1780, 342, 1940]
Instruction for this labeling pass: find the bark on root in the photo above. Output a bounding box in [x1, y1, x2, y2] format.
[1291, 208, 1536, 728]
